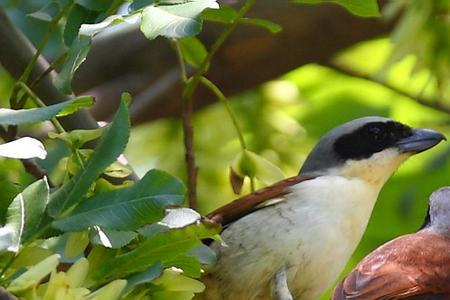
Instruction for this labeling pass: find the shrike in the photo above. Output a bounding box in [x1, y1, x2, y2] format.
[200, 116, 445, 300]
[332, 187, 450, 300]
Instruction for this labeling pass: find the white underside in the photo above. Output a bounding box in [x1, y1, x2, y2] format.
[202, 175, 381, 300]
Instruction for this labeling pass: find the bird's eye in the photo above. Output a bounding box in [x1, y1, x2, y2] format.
[366, 124, 386, 141]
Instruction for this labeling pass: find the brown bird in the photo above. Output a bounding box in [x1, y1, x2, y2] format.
[332, 187, 450, 300]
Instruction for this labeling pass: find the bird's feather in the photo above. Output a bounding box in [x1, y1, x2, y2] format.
[333, 232, 450, 300]
[207, 175, 315, 227]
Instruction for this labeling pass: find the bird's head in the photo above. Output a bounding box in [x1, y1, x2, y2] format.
[300, 116, 445, 186]
[424, 187, 450, 235]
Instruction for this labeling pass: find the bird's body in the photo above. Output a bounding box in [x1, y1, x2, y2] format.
[199, 117, 445, 300]
[333, 188, 450, 300]
[204, 175, 379, 300]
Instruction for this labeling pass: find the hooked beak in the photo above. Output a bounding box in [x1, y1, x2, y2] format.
[396, 128, 446, 154]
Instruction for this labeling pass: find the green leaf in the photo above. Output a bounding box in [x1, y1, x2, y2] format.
[140, 0, 219, 40]
[202, 5, 237, 24]
[130, 0, 154, 11]
[90, 279, 127, 300]
[239, 18, 282, 33]
[79, 14, 140, 37]
[54, 36, 92, 94]
[125, 262, 163, 291]
[153, 269, 205, 292]
[291, 0, 380, 17]
[47, 100, 130, 217]
[0, 137, 47, 160]
[27, 2, 61, 22]
[165, 255, 201, 278]
[49, 127, 105, 149]
[92, 222, 220, 280]
[0, 96, 93, 125]
[52, 169, 185, 231]
[8, 254, 60, 293]
[90, 227, 137, 248]
[64, 4, 92, 46]
[76, 0, 112, 11]
[0, 178, 49, 252]
[231, 150, 285, 185]
[178, 37, 207, 68]
[65, 231, 90, 258]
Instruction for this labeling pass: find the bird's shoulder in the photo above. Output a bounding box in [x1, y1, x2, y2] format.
[206, 175, 316, 227]
[333, 232, 450, 300]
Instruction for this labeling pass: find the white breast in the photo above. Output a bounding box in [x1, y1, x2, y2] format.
[202, 176, 380, 300]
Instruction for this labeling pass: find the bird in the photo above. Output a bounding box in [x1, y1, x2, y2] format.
[199, 116, 445, 300]
[332, 186, 450, 300]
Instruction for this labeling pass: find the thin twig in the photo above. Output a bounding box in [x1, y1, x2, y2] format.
[326, 63, 450, 114]
[21, 159, 55, 187]
[179, 0, 257, 209]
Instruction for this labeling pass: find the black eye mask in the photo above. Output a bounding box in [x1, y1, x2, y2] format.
[333, 121, 413, 160]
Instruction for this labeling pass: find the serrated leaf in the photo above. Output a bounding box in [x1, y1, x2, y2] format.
[0, 96, 93, 125]
[178, 37, 207, 68]
[49, 127, 104, 149]
[47, 100, 130, 217]
[54, 36, 92, 94]
[90, 226, 137, 248]
[0, 178, 49, 252]
[92, 222, 220, 280]
[0, 137, 46, 160]
[140, 1, 219, 39]
[291, 0, 380, 17]
[239, 18, 282, 33]
[52, 169, 185, 231]
[202, 5, 237, 24]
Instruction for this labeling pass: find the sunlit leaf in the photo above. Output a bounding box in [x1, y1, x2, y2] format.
[48, 100, 130, 217]
[0, 96, 92, 125]
[140, 1, 219, 39]
[92, 222, 220, 280]
[66, 257, 89, 288]
[8, 254, 60, 293]
[80, 14, 141, 37]
[65, 231, 90, 258]
[159, 208, 201, 229]
[90, 226, 137, 248]
[54, 36, 92, 94]
[0, 178, 49, 252]
[52, 169, 185, 231]
[0, 137, 46, 160]
[90, 279, 127, 300]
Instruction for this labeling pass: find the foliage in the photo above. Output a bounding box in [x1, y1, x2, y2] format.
[0, 0, 448, 300]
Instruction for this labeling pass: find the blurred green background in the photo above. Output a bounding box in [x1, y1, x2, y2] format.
[0, 0, 449, 299]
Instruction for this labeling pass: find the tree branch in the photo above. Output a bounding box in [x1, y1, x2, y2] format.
[0, 9, 139, 182]
[326, 63, 450, 115]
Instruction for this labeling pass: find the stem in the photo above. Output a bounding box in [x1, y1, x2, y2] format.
[184, 0, 256, 99]
[15, 82, 66, 133]
[173, 40, 187, 83]
[199, 76, 246, 150]
[19, 0, 75, 83]
[178, 0, 257, 207]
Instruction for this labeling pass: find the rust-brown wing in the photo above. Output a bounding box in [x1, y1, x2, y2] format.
[206, 175, 315, 227]
[332, 232, 450, 300]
